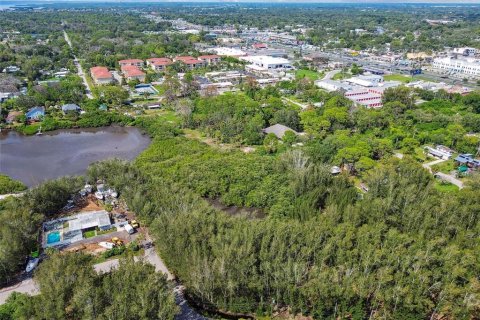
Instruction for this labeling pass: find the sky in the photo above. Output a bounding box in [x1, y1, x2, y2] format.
[3, 0, 480, 3]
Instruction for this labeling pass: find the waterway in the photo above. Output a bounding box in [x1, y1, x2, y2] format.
[0, 126, 150, 187]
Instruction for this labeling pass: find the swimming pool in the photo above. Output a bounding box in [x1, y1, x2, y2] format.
[46, 231, 61, 244]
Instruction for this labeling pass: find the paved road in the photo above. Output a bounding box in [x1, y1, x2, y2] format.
[0, 279, 38, 304]
[63, 29, 94, 99]
[323, 69, 341, 80]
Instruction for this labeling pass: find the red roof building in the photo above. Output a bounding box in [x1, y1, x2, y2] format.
[90, 66, 114, 85]
[252, 43, 268, 50]
[121, 65, 146, 82]
[198, 55, 221, 64]
[118, 59, 144, 68]
[146, 58, 173, 71]
[174, 56, 206, 69]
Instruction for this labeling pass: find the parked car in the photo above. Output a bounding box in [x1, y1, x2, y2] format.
[124, 223, 135, 234]
[25, 258, 40, 273]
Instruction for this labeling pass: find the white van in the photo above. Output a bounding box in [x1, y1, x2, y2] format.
[124, 224, 134, 234]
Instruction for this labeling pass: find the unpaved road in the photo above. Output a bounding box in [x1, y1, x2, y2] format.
[1, 243, 206, 319]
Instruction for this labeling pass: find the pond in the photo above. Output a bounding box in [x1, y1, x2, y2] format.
[0, 126, 151, 187]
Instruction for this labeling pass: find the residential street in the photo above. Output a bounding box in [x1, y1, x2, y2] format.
[63, 29, 94, 99]
[323, 69, 341, 80]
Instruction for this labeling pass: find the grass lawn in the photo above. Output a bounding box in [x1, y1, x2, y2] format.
[144, 109, 180, 123]
[384, 74, 412, 83]
[296, 69, 324, 81]
[19, 123, 41, 135]
[92, 246, 144, 264]
[412, 147, 428, 162]
[83, 230, 96, 238]
[434, 181, 459, 193]
[430, 159, 456, 174]
[153, 85, 166, 95]
[332, 71, 352, 80]
[97, 228, 116, 236]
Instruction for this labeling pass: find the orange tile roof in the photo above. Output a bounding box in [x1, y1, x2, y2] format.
[121, 65, 145, 77]
[147, 58, 173, 66]
[90, 66, 112, 79]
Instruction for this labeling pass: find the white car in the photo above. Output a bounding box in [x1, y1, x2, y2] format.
[124, 224, 135, 234]
[26, 258, 39, 273]
[98, 242, 115, 249]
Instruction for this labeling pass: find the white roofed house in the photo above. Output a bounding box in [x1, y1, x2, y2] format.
[0, 84, 20, 103]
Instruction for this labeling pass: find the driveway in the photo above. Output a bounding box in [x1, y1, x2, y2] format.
[422, 158, 464, 189]
[434, 172, 464, 189]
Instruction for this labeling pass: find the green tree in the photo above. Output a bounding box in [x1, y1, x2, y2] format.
[263, 133, 279, 153]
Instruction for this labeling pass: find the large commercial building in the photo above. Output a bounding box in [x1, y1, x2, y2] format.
[240, 55, 292, 72]
[315, 74, 401, 109]
[451, 47, 477, 57]
[432, 57, 480, 78]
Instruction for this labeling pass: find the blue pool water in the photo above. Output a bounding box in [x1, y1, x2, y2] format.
[47, 231, 61, 244]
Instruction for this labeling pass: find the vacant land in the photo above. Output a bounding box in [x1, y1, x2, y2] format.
[384, 74, 412, 83]
[295, 69, 323, 80]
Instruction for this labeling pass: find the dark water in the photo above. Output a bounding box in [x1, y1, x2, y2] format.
[0, 126, 150, 187]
